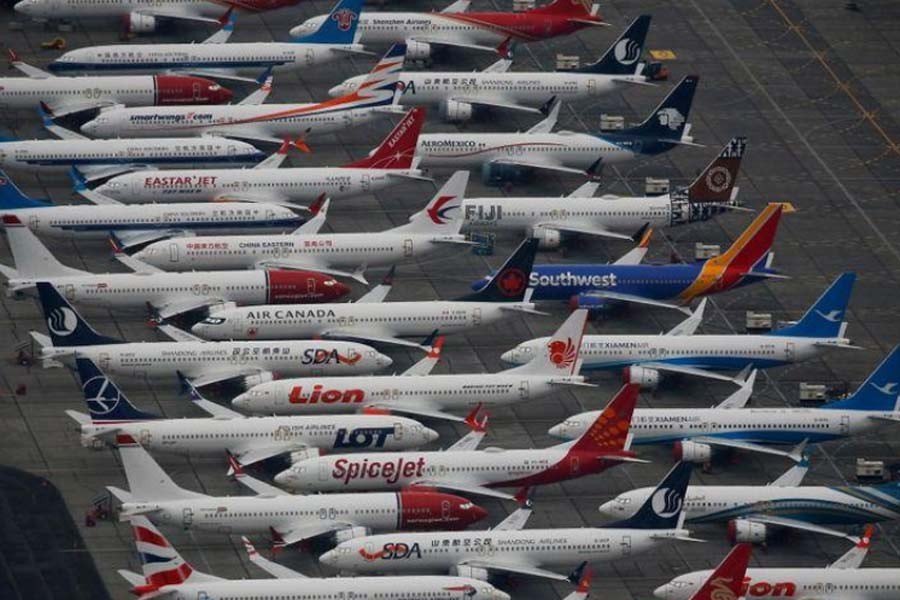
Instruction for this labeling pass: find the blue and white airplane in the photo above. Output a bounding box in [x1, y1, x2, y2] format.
[548, 344, 900, 463]
[473, 202, 787, 314]
[503, 272, 859, 387]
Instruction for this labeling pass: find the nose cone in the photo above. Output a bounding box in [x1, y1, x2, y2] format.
[231, 393, 250, 410]
[273, 469, 294, 487]
[499, 348, 519, 364]
[327, 84, 347, 98]
[319, 548, 338, 566]
[470, 503, 489, 524]
[652, 584, 671, 599]
[190, 322, 208, 336]
[329, 280, 352, 300]
[597, 500, 618, 517]
[422, 426, 439, 444]
[493, 591, 511, 600]
[376, 352, 393, 369]
[206, 82, 233, 104]
[80, 120, 99, 136]
[547, 422, 565, 438]
[289, 21, 314, 38]
[14, 0, 37, 16]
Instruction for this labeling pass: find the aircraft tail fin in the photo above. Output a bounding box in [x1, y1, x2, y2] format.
[706, 202, 786, 275]
[823, 345, 900, 412]
[76, 357, 159, 423]
[128, 516, 219, 595]
[568, 383, 639, 454]
[116, 434, 199, 501]
[0, 171, 51, 209]
[508, 309, 588, 375]
[394, 171, 468, 234]
[686, 137, 746, 203]
[621, 75, 698, 141]
[606, 462, 692, 529]
[291, 0, 363, 44]
[689, 543, 752, 600]
[770, 273, 855, 339]
[528, 0, 592, 16]
[456, 238, 538, 302]
[573, 15, 650, 75]
[2, 215, 87, 278]
[36, 283, 124, 347]
[345, 108, 424, 169]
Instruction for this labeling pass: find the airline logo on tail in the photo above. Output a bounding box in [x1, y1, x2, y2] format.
[708, 578, 739, 600]
[651, 487, 683, 518]
[427, 196, 459, 224]
[704, 166, 732, 194]
[47, 306, 78, 336]
[332, 8, 358, 30]
[815, 309, 842, 323]
[872, 382, 898, 395]
[657, 108, 685, 131]
[548, 337, 577, 369]
[614, 38, 641, 64]
[83, 376, 122, 415]
[497, 268, 527, 297]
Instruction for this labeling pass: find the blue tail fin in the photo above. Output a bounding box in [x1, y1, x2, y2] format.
[573, 15, 650, 75]
[0, 170, 51, 209]
[35, 282, 124, 347]
[621, 74, 698, 141]
[292, 0, 363, 44]
[606, 462, 692, 529]
[770, 273, 855, 338]
[75, 357, 159, 423]
[823, 345, 900, 412]
[457, 238, 538, 302]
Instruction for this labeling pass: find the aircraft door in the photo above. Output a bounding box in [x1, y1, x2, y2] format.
[318, 462, 330, 481]
[139, 429, 151, 445]
[192, 81, 202, 101]
[168, 242, 179, 263]
[472, 307, 482, 326]
[98, 352, 111, 370]
[442, 500, 451, 519]
[570, 455, 580, 475]
[620, 535, 632, 556]
[228, 144, 237, 156]
[64, 284, 75, 301]
[305, 48, 315, 66]
[28, 214, 39, 230]
[232, 317, 243, 337]
[393, 421, 404, 441]
[403, 238, 413, 257]
[840, 415, 850, 435]
[587, 79, 596, 96]
[307, 277, 317, 294]
[361, 174, 371, 192]
[182, 507, 193, 528]
[518, 380, 529, 399]
[785, 341, 795, 361]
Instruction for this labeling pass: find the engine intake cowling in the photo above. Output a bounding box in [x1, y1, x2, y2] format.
[440, 99, 474, 123]
[288, 448, 321, 464]
[124, 12, 157, 33]
[622, 366, 660, 389]
[728, 519, 767, 544]
[333, 526, 371, 544]
[452, 565, 490, 581]
[406, 40, 432, 61]
[673, 440, 712, 463]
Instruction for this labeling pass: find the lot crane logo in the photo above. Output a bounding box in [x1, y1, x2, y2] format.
[427, 195, 459, 225]
[705, 166, 732, 193]
[547, 337, 577, 370]
[614, 38, 641, 65]
[657, 108, 685, 131]
[651, 486, 684, 518]
[83, 375, 121, 416]
[497, 267, 527, 297]
[47, 306, 78, 336]
[332, 8, 358, 31]
[708, 577, 739, 600]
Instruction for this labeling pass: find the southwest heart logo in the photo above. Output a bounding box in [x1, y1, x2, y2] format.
[426, 195, 458, 224]
[497, 268, 526, 297]
[547, 337, 577, 369]
[331, 8, 358, 31]
[337, 352, 362, 365]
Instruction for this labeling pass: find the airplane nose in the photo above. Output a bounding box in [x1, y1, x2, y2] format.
[231, 393, 249, 410]
[597, 500, 617, 517]
[80, 120, 98, 136]
[499, 348, 520, 364]
[492, 591, 510, 600]
[273, 469, 294, 487]
[377, 353, 393, 368]
[14, 0, 36, 16]
[423, 426, 439, 444]
[652, 584, 671, 599]
[470, 504, 489, 524]
[547, 423, 565, 438]
[319, 548, 338, 566]
[332, 281, 352, 299]
[327, 84, 347, 98]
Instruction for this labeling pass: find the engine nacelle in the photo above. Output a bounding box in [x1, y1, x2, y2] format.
[622, 366, 660, 390]
[480, 162, 533, 187]
[242, 372, 276, 390]
[728, 519, 767, 544]
[124, 12, 157, 33]
[406, 40, 432, 61]
[440, 99, 473, 123]
[529, 226, 561, 250]
[451, 565, 490, 581]
[673, 440, 712, 464]
[288, 448, 321, 464]
[333, 526, 371, 544]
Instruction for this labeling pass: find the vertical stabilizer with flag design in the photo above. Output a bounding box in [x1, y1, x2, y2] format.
[128, 516, 220, 597]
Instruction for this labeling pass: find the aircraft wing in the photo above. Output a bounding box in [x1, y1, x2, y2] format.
[8, 53, 53, 78]
[77, 164, 152, 182]
[228, 454, 290, 496]
[179, 367, 273, 390]
[180, 374, 246, 419]
[47, 100, 120, 118]
[492, 506, 532, 531]
[172, 68, 262, 83]
[237, 73, 274, 106]
[869, 414, 900, 423]
[827, 526, 873, 569]
[321, 330, 428, 350]
[254, 141, 291, 170]
[664, 298, 706, 335]
[457, 559, 569, 582]
[488, 158, 589, 177]
[231, 443, 306, 467]
[714, 369, 757, 409]
[482, 58, 513, 73]
[450, 96, 542, 115]
[356, 269, 394, 303]
[206, 128, 284, 145]
[135, 7, 223, 25]
[112, 229, 191, 251]
[687, 436, 808, 463]
[400, 338, 443, 376]
[153, 296, 228, 320]
[577, 291, 693, 314]
[254, 260, 368, 285]
[639, 362, 745, 384]
[157, 324, 206, 343]
[531, 222, 634, 241]
[411, 479, 515, 501]
[371, 403, 464, 423]
[743, 516, 859, 542]
[440, 0, 471, 12]
[274, 521, 350, 547]
[242, 537, 307, 579]
[408, 37, 501, 56]
[213, 192, 298, 208]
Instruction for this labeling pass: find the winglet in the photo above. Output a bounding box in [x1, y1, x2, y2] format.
[633, 223, 652, 246]
[276, 139, 291, 155]
[426, 335, 445, 359]
[858, 524, 874, 549]
[539, 95, 557, 116]
[108, 231, 126, 254]
[496, 37, 515, 59]
[226, 451, 245, 478]
[381, 265, 396, 286]
[513, 487, 533, 508]
[567, 562, 590, 588]
[788, 438, 809, 463]
[308, 194, 327, 216]
[38, 101, 55, 125]
[218, 6, 235, 27]
[255, 65, 274, 86]
[463, 403, 487, 432]
[68, 166, 88, 192]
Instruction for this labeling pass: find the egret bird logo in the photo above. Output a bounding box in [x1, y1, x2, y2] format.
[426, 195, 458, 224]
[650, 487, 683, 518]
[496, 267, 527, 297]
[47, 306, 78, 336]
[872, 382, 898, 395]
[657, 108, 685, 131]
[709, 577, 738, 600]
[547, 337, 577, 369]
[815, 309, 843, 323]
[614, 38, 641, 65]
[332, 8, 358, 31]
[82, 375, 121, 415]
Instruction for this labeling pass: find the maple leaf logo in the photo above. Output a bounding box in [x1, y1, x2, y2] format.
[496, 267, 526, 297]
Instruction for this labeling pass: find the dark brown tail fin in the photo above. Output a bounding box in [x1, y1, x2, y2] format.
[687, 136, 746, 203]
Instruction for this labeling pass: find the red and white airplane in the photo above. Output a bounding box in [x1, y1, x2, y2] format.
[93, 108, 429, 206]
[231, 308, 590, 422]
[272, 382, 641, 500]
[291, 0, 604, 59]
[1, 51, 231, 117]
[111, 435, 487, 548]
[119, 516, 511, 600]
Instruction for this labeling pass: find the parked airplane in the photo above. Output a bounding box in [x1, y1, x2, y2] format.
[119, 516, 511, 600]
[130, 171, 471, 283]
[0, 216, 347, 319]
[68, 359, 435, 466]
[231, 308, 590, 422]
[600, 459, 900, 543]
[79, 44, 405, 144]
[273, 382, 641, 500]
[14, 0, 300, 34]
[551, 344, 900, 463]
[415, 75, 699, 185]
[110, 434, 485, 547]
[328, 16, 653, 121]
[654, 528, 900, 600]
[291, 0, 604, 59]
[1, 51, 230, 116]
[0, 110, 263, 181]
[460, 136, 746, 247]
[503, 272, 858, 387]
[191, 238, 542, 348]
[31, 283, 390, 388]
[48, 0, 369, 81]
[478, 201, 789, 314]
[317, 462, 696, 581]
[93, 107, 428, 205]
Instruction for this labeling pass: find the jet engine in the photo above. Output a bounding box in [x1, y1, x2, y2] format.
[452, 565, 490, 581]
[529, 226, 561, 250]
[727, 519, 767, 544]
[622, 366, 660, 389]
[406, 40, 433, 61]
[243, 372, 276, 390]
[124, 12, 157, 33]
[480, 162, 533, 187]
[440, 99, 474, 123]
[673, 440, 712, 463]
[288, 448, 321, 464]
[334, 526, 371, 544]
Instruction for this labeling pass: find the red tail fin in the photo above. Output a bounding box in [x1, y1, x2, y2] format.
[528, 0, 591, 15]
[569, 383, 638, 454]
[716, 202, 786, 273]
[689, 543, 751, 600]
[345, 108, 425, 170]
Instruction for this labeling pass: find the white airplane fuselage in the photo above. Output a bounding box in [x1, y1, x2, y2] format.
[16, 0, 226, 20]
[95, 166, 423, 204]
[131, 232, 466, 272]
